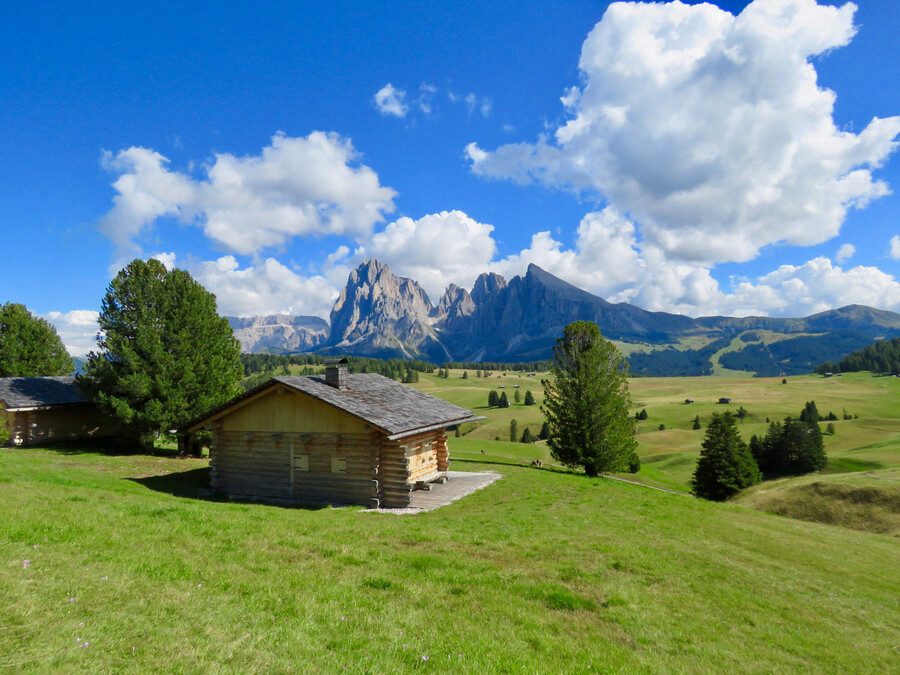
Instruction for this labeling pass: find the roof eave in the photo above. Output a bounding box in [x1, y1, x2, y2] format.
[386, 416, 486, 441]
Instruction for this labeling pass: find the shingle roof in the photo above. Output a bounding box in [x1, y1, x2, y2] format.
[184, 373, 480, 439]
[0, 376, 88, 410]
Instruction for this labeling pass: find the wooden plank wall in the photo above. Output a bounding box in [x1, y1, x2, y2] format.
[376, 429, 448, 508]
[208, 412, 452, 509]
[3, 406, 121, 446]
[210, 429, 380, 506]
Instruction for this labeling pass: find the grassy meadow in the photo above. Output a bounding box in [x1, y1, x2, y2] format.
[2, 445, 899, 673]
[4, 365, 897, 671]
[411, 369, 900, 493]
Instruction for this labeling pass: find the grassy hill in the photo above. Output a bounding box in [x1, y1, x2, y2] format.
[2, 446, 898, 672]
[409, 370, 900, 492]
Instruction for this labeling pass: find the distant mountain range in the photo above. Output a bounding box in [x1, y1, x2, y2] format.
[225, 259, 900, 376]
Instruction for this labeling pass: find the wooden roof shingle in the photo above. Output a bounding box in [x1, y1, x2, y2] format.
[184, 374, 480, 439]
[0, 376, 87, 410]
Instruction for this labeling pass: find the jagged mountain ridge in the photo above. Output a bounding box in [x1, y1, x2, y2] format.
[230, 259, 900, 372]
[227, 314, 329, 354]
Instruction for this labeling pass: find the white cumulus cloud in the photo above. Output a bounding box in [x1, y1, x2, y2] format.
[726, 257, 900, 316]
[374, 83, 409, 117]
[44, 310, 100, 358]
[890, 235, 900, 260]
[99, 132, 397, 257]
[467, 0, 900, 265]
[835, 243, 855, 263]
[189, 256, 339, 319]
[352, 210, 498, 300]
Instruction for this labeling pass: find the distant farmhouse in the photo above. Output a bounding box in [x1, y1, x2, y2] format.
[718, 397, 733, 404]
[181, 359, 481, 508]
[0, 376, 121, 446]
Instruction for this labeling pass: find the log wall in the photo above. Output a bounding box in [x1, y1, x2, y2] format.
[2, 405, 121, 446]
[376, 429, 448, 508]
[210, 428, 381, 506]
[205, 387, 452, 508]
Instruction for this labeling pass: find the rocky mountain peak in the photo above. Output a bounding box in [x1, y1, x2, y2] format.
[471, 272, 508, 305]
[326, 259, 448, 361]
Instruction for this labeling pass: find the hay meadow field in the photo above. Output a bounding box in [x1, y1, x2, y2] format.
[2, 368, 899, 671]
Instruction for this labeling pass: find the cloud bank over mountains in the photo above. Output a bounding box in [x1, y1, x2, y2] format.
[467, 0, 900, 267]
[57, 0, 899, 356]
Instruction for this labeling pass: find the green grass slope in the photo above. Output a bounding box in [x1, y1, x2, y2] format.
[2, 446, 899, 672]
[734, 468, 900, 536]
[413, 370, 900, 496]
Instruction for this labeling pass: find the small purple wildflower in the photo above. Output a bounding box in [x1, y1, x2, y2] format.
[69, 598, 77, 603]
[422, 655, 429, 662]
[23, 560, 30, 569]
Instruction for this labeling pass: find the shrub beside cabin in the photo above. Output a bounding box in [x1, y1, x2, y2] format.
[0, 376, 121, 446]
[181, 359, 481, 508]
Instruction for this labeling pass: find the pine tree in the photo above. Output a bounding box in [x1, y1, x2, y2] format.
[509, 419, 518, 443]
[692, 415, 701, 430]
[542, 321, 636, 476]
[80, 259, 242, 451]
[524, 390, 535, 405]
[514, 389, 521, 404]
[521, 427, 533, 443]
[0, 303, 73, 377]
[499, 392, 510, 408]
[692, 412, 762, 501]
[539, 421, 550, 440]
[462, 371, 468, 379]
[488, 390, 500, 407]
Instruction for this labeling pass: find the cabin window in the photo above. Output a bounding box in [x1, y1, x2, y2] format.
[294, 454, 309, 472]
[331, 456, 347, 474]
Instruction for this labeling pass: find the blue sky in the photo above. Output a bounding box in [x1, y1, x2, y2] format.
[1, 0, 899, 354]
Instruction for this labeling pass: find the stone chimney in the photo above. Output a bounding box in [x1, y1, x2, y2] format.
[324, 357, 349, 390]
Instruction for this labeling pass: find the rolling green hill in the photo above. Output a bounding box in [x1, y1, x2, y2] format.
[2, 446, 898, 672]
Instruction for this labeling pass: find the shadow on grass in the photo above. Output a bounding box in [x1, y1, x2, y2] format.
[129, 467, 330, 511]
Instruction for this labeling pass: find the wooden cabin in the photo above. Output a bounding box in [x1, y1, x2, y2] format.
[0, 376, 121, 446]
[718, 397, 732, 404]
[181, 359, 481, 508]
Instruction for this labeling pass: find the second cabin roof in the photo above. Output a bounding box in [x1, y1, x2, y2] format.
[184, 373, 480, 440]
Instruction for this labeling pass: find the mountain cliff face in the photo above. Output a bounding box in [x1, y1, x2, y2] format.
[230, 259, 900, 374]
[437, 263, 700, 361]
[325, 259, 449, 361]
[227, 315, 329, 354]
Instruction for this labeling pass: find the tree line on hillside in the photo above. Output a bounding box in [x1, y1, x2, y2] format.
[721, 330, 879, 377]
[628, 336, 733, 377]
[816, 336, 900, 376]
[692, 401, 828, 501]
[440, 360, 552, 372]
[240, 353, 433, 389]
[487, 389, 536, 408]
